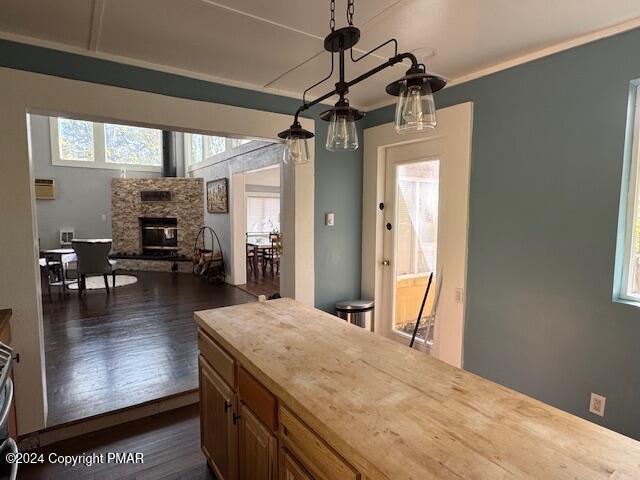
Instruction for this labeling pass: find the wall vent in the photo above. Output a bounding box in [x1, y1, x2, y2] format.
[60, 229, 74, 247]
[141, 190, 172, 202]
[35, 178, 55, 200]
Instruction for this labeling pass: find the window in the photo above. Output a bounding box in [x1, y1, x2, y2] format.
[246, 195, 280, 233]
[184, 133, 253, 170]
[392, 160, 440, 337]
[190, 134, 204, 164]
[50, 117, 162, 171]
[395, 162, 439, 278]
[105, 124, 162, 166]
[57, 118, 95, 162]
[186, 133, 226, 167]
[228, 138, 251, 149]
[206, 136, 226, 158]
[621, 86, 640, 301]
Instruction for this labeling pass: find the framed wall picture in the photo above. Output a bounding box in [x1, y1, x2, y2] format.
[207, 178, 228, 213]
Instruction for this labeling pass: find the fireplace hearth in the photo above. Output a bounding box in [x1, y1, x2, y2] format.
[140, 217, 178, 255]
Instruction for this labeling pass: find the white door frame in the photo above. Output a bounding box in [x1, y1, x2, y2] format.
[230, 164, 281, 286]
[361, 102, 473, 367]
[0, 67, 314, 434]
[231, 171, 248, 285]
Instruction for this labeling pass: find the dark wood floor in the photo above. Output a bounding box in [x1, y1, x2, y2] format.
[237, 268, 279, 298]
[43, 271, 255, 427]
[21, 404, 213, 480]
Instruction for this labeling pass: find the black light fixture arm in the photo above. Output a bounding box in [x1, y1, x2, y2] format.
[302, 53, 334, 106]
[350, 37, 398, 63]
[279, 0, 446, 159]
[293, 50, 420, 123]
[346, 51, 419, 90]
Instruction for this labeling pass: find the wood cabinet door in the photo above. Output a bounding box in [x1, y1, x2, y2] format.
[239, 404, 277, 479]
[199, 355, 238, 480]
[280, 450, 313, 480]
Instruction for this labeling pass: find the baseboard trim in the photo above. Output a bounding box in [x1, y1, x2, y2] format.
[19, 389, 199, 450]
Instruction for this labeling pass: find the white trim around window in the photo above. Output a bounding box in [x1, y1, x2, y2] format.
[619, 84, 640, 302]
[184, 132, 262, 173]
[49, 117, 162, 172]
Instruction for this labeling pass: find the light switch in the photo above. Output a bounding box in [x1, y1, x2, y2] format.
[325, 212, 335, 226]
[101, 214, 107, 221]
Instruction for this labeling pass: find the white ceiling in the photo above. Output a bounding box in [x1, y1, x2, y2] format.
[1, 0, 640, 109]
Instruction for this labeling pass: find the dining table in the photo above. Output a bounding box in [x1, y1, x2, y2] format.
[41, 248, 78, 290]
[41, 239, 112, 290]
[246, 241, 272, 273]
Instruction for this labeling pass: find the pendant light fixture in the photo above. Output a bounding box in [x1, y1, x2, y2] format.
[321, 98, 364, 151]
[278, 120, 313, 165]
[386, 66, 446, 133]
[278, 0, 447, 164]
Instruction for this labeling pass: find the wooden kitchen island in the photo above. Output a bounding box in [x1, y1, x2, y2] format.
[195, 298, 640, 479]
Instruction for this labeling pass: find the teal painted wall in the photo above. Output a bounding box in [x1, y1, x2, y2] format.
[366, 28, 640, 439]
[0, 39, 362, 312]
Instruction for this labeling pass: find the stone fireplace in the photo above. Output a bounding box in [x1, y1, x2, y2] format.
[111, 178, 204, 262]
[139, 217, 178, 255]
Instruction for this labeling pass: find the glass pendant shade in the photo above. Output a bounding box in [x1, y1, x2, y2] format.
[394, 80, 437, 134]
[283, 135, 310, 165]
[325, 109, 358, 151]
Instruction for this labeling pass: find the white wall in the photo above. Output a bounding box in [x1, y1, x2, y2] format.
[188, 142, 284, 282]
[30, 114, 160, 249]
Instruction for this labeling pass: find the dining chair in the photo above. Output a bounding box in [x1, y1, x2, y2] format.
[261, 233, 281, 278]
[39, 256, 63, 296]
[72, 240, 118, 295]
[246, 243, 256, 275]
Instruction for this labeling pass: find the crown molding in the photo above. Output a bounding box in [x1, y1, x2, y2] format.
[3, 14, 640, 114]
[0, 31, 339, 109]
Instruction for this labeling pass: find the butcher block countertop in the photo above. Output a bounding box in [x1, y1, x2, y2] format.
[195, 298, 640, 479]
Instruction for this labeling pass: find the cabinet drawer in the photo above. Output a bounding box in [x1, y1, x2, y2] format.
[198, 328, 236, 388]
[239, 367, 278, 433]
[280, 407, 359, 480]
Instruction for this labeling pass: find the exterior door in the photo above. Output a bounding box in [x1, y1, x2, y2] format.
[199, 356, 239, 480]
[381, 133, 469, 367]
[239, 404, 277, 479]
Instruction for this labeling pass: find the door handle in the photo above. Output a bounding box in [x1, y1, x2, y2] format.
[233, 413, 241, 425]
[382, 259, 390, 266]
[224, 400, 232, 413]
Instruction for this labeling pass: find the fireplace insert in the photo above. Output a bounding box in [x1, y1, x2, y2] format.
[140, 217, 178, 255]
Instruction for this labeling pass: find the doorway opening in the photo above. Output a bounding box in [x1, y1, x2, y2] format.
[238, 165, 282, 298]
[1, 67, 315, 435]
[390, 159, 440, 342]
[362, 102, 473, 368]
[30, 112, 282, 428]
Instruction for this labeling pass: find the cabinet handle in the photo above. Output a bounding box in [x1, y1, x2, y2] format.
[233, 413, 240, 425]
[224, 400, 232, 413]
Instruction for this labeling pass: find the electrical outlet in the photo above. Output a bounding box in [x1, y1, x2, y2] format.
[455, 288, 464, 304]
[101, 214, 107, 221]
[589, 393, 606, 417]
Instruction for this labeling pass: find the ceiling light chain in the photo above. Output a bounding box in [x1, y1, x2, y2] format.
[279, 0, 447, 165]
[330, 0, 335, 32]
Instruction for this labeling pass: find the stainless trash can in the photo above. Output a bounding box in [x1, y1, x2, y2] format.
[336, 300, 374, 332]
